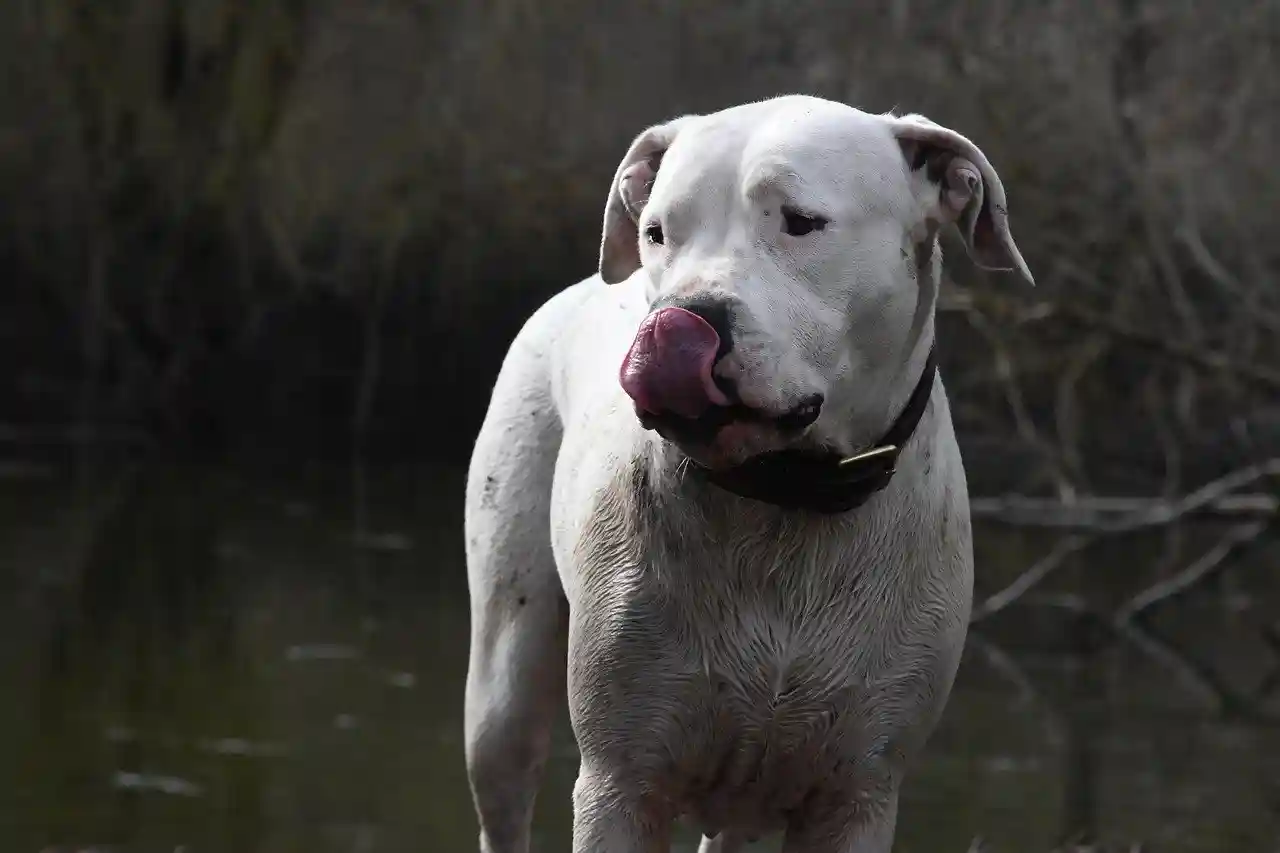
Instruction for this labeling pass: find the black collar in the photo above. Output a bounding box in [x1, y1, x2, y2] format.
[696, 347, 939, 514]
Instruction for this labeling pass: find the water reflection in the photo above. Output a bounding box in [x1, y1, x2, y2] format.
[1, 459, 1276, 852]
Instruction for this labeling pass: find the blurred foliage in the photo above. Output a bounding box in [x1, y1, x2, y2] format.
[0, 0, 1277, 489]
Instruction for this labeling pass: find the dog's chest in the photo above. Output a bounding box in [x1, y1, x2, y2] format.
[643, 583, 886, 833]
[567, 467, 959, 831]
[662, 533, 889, 687]
[684, 589, 864, 711]
[598, 550, 894, 810]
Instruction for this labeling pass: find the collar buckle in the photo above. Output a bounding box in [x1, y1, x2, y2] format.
[837, 444, 899, 475]
[834, 443, 900, 498]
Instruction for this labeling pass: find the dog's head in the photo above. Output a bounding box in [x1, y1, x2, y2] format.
[602, 95, 1033, 469]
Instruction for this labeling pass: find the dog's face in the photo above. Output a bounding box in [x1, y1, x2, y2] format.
[602, 96, 1032, 469]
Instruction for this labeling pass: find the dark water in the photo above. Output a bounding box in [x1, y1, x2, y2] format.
[1, 457, 1277, 853]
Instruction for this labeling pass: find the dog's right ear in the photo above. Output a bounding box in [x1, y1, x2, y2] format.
[887, 112, 1034, 287]
[599, 116, 693, 285]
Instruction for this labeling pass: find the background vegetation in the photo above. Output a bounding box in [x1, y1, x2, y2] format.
[2, 0, 1277, 496]
[2, 4, 1278, 850]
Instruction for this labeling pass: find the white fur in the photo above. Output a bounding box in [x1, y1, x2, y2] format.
[463, 95, 1031, 853]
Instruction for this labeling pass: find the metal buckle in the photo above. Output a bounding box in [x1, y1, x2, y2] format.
[837, 444, 898, 471]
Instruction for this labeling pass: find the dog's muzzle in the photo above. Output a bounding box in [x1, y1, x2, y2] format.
[619, 306, 730, 419]
[618, 304, 824, 440]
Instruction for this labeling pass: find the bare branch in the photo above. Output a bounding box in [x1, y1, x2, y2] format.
[971, 459, 1280, 531]
[1116, 520, 1270, 623]
[970, 492, 1278, 528]
[971, 534, 1094, 623]
[947, 285, 1280, 395]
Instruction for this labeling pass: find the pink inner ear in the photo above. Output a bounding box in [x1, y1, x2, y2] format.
[618, 160, 657, 219]
[943, 161, 980, 218]
[943, 187, 971, 219]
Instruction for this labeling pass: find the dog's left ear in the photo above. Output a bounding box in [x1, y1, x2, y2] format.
[887, 113, 1034, 286]
[599, 115, 695, 284]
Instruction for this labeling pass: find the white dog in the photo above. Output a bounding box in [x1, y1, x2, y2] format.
[463, 94, 1033, 853]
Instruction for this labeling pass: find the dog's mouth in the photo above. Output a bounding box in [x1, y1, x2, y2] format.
[636, 395, 823, 451]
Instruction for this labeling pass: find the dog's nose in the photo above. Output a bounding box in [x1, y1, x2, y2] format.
[659, 294, 736, 357]
[619, 306, 732, 419]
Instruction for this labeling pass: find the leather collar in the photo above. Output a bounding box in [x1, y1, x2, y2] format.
[696, 347, 939, 514]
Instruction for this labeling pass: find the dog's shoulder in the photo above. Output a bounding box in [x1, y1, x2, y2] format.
[504, 275, 600, 362]
[501, 273, 644, 419]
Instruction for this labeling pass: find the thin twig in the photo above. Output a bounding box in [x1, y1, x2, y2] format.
[967, 634, 1038, 707]
[1058, 295, 1280, 391]
[958, 299, 1074, 498]
[1114, 621, 1231, 714]
[1070, 460, 1280, 534]
[941, 289, 1280, 393]
[970, 493, 1278, 527]
[971, 462, 1277, 629]
[970, 534, 1094, 623]
[971, 459, 1280, 531]
[1017, 593, 1108, 621]
[1115, 520, 1269, 623]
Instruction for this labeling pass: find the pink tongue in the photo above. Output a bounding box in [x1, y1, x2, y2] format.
[619, 307, 730, 419]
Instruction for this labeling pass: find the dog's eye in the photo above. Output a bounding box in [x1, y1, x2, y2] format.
[781, 207, 828, 237]
[644, 222, 665, 246]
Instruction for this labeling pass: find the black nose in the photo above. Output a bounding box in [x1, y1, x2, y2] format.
[650, 293, 736, 362]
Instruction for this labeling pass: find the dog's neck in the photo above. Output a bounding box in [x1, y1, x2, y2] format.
[827, 316, 937, 458]
[841, 234, 941, 452]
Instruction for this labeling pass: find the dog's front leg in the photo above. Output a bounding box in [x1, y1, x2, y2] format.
[572, 769, 671, 853]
